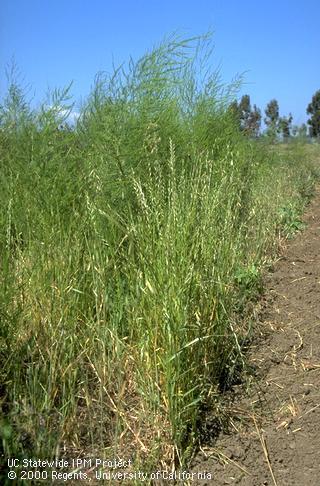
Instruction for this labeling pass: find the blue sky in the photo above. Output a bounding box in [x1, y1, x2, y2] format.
[1, 0, 319, 125]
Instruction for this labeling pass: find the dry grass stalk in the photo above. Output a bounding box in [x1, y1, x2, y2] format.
[253, 416, 278, 486]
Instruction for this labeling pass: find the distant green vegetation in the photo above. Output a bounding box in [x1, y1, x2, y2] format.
[0, 35, 319, 479]
[229, 90, 320, 142]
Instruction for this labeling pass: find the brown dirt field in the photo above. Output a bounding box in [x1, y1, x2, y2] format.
[191, 188, 320, 485]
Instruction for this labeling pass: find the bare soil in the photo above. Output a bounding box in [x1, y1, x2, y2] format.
[192, 189, 320, 485]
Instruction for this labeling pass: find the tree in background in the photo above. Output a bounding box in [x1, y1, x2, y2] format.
[307, 90, 320, 138]
[264, 99, 279, 141]
[247, 104, 262, 138]
[230, 95, 261, 137]
[278, 113, 293, 141]
[238, 95, 251, 131]
[292, 123, 308, 140]
[298, 123, 308, 139]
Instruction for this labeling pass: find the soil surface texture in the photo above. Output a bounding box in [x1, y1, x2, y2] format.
[192, 189, 320, 485]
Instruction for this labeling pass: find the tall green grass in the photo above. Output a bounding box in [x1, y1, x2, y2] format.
[1, 35, 319, 477]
